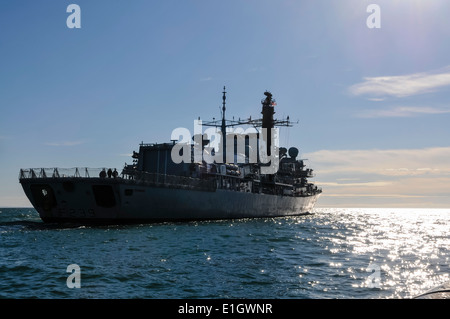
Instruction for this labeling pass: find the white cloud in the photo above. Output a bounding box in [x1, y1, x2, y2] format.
[305, 147, 450, 176]
[356, 106, 450, 118]
[349, 66, 450, 98]
[306, 147, 450, 207]
[318, 181, 391, 187]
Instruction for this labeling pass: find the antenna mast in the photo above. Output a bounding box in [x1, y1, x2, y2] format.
[221, 86, 227, 163]
[202, 87, 296, 164]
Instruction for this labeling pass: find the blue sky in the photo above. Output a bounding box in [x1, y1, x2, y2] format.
[1, 0, 450, 207]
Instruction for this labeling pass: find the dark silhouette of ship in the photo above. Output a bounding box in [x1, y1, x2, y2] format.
[19, 88, 321, 223]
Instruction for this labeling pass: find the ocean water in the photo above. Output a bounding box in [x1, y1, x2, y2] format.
[0, 207, 448, 299]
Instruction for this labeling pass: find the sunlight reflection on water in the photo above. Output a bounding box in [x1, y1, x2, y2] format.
[318, 208, 449, 298]
[0, 207, 448, 298]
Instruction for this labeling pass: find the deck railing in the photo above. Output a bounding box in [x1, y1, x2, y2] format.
[19, 168, 117, 179]
[19, 167, 216, 192]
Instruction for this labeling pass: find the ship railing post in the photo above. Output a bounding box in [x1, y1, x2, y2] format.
[53, 168, 60, 178]
[85, 167, 90, 178]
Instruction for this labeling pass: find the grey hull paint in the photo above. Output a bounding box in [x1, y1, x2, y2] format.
[20, 178, 320, 223]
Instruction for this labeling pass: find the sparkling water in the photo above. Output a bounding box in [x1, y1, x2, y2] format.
[0, 207, 448, 299]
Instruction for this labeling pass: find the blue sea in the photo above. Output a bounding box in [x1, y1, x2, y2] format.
[0, 207, 448, 299]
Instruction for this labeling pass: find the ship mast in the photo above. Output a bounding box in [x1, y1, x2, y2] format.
[202, 87, 295, 165]
[221, 86, 227, 164]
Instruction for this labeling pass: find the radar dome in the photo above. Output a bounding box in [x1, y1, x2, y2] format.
[288, 147, 299, 159]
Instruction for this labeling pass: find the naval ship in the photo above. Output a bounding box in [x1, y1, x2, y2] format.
[19, 89, 321, 223]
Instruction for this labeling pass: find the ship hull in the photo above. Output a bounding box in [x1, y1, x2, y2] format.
[20, 177, 320, 224]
